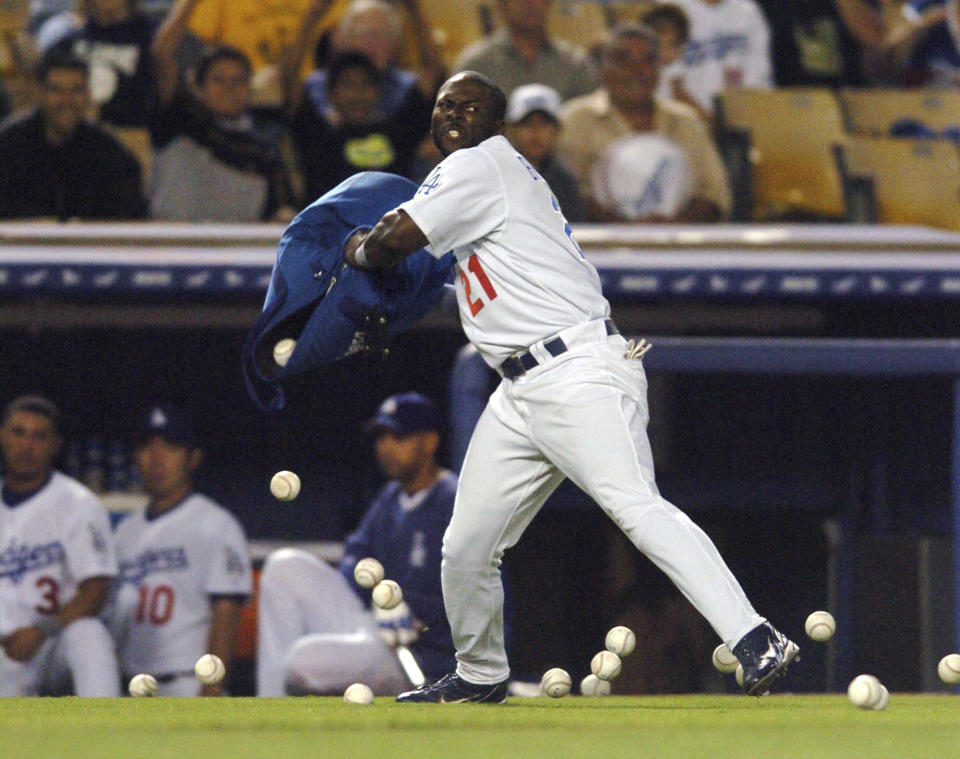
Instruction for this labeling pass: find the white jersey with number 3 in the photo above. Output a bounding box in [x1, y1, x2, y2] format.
[399, 135, 609, 367]
[0, 472, 117, 637]
[113, 493, 251, 675]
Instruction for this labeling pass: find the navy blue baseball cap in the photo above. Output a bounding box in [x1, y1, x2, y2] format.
[365, 393, 440, 435]
[134, 405, 200, 448]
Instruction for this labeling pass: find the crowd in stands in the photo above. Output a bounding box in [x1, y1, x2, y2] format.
[0, 0, 956, 227]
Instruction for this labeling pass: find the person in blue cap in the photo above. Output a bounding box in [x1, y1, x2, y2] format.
[256, 392, 457, 696]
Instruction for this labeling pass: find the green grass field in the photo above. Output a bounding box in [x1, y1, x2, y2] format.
[3, 694, 958, 759]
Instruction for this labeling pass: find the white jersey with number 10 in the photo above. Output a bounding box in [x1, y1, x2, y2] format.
[399, 135, 609, 367]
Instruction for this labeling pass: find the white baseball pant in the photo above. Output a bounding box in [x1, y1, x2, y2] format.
[445, 328, 765, 684]
[0, 617, 121, 696]
[256, 548, 406, 696]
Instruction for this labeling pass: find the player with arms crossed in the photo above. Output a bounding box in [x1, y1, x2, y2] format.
[344, 71, 798, 702]
[0, 395, 120, 697]
[112, 406, 251, 696]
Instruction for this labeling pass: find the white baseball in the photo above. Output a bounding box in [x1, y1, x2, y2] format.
[273, 338, 296, 367]
[804, 610, 836, 642]
[540, 668, 572, 698]
[343, 682, 374, 704]
[270, 470, 301, 501]
[847, 674, 882, 709]
[353, 557, 385, 589]
[712, 643, 739, 674]
[194, 653, 226, 685]
[372, 579, 403, 610]
[871, 684, 890, 711]
[580, 674, 611, 698]
[591, 650, 622, 681]
[735, 663, 744, 687]
[938, 653, 960, 684]
[128, 673, 158, 697]
[605, 626, 636, 657]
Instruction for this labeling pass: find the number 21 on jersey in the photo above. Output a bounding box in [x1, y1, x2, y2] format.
[459, 254, 497, 316]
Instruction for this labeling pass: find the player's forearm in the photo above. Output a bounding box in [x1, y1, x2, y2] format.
[206, 598, 242, 669]
[346, 209, 429, 269]
[48, 576, 110, 633]
[151, 0, 200, 104]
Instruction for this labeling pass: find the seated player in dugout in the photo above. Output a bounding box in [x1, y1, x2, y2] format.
[256, 393, 459, 696]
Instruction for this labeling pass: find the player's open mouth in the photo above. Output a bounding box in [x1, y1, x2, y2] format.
[446, 129, 461, 139]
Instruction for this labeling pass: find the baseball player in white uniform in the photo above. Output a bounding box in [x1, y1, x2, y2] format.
[0, 395, 120, 697]
[111, 406, 251, 697]
[344, 71, 798, 702]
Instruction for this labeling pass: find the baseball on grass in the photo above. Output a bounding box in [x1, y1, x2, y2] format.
[591, 650, 622, 681]
[804, 610, 836, 642]
[847, 674, 883, 709]
[872, 684, 890, 711]
[712, 643, 739, 674]
[540, 668, 572, 698]
[353, 557, 385, 589]
[343, 682, 374, 704]
[128, 673, 158, 697]
[272, 338, 296, 368]
[194, 653, 226, 686]
[371, 579, 403, 610]
[605, 625, 636, 657]
[937, 653, 960, 684]
[270, 470, 300, 501]
[580, 674, 611, 698]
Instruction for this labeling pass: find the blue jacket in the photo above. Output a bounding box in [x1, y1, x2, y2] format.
[242, 172, 454, 410]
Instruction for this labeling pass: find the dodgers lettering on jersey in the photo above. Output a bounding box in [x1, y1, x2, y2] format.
[399, 135, 609, 366]
[112, 493, 251, 674]
[0, 472, 117, 636]
[672, 0, 773, 112]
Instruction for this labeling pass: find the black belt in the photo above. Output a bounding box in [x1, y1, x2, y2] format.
[500, 319, 619, 380]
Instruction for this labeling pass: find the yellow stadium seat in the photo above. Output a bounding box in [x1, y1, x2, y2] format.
[835, 136, 960, 231]
[547, 0, 615, 50]
[418, 0, 494, 66]
[107, 126, 153, 192]
[716, 88, 847, 220]
[840, 88, 960, 137]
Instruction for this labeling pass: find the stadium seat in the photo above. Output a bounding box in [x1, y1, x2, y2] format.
[834, 136, 960, 230]
[840, 88, 960, 138]
[547, 0, 616, 51]
[715, 88, 847, 220]
[106, 126, 153, 192]
[418, 0, 494, 65]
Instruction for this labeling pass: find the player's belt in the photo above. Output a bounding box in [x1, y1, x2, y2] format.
[500, 319, 619, 380]
[153, 670, 195, 683]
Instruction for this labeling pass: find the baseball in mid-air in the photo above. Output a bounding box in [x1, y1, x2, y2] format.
[580, 674, 611, 698]
[353, 557, 385, 589]
[712, 644, 739, 674]
[372, 579, 403, 610]
[938, 653, 960, 684]
[605, 626, 636, 657]
[272, 338, 297, 368]
[343, 682, 374, 704]
[847, 674, 883, 709]
[194, 653, 226, 686]
[270, 470, 301, 501]
[128, 673, 158, 697]
[804, 611, 836, 642]
[591, 650, 622, 681]
[735, 664, 744, 687]
[540, 668, 572, 698]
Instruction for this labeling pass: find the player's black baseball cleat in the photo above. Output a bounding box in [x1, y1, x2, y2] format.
[732, 622, 800, 696]
[395, 673, 509, 703]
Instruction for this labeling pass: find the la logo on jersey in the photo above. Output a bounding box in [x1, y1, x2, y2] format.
[119, 547, 188, 584]
[0, 539, 65, 583]
[417, 167, 442, 196]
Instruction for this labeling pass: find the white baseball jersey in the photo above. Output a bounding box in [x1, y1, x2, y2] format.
[113, 493, 251, 675]
[399, 135, 609, 367]
[0, 472, 116, 637]
[671, 0, 773, 112]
